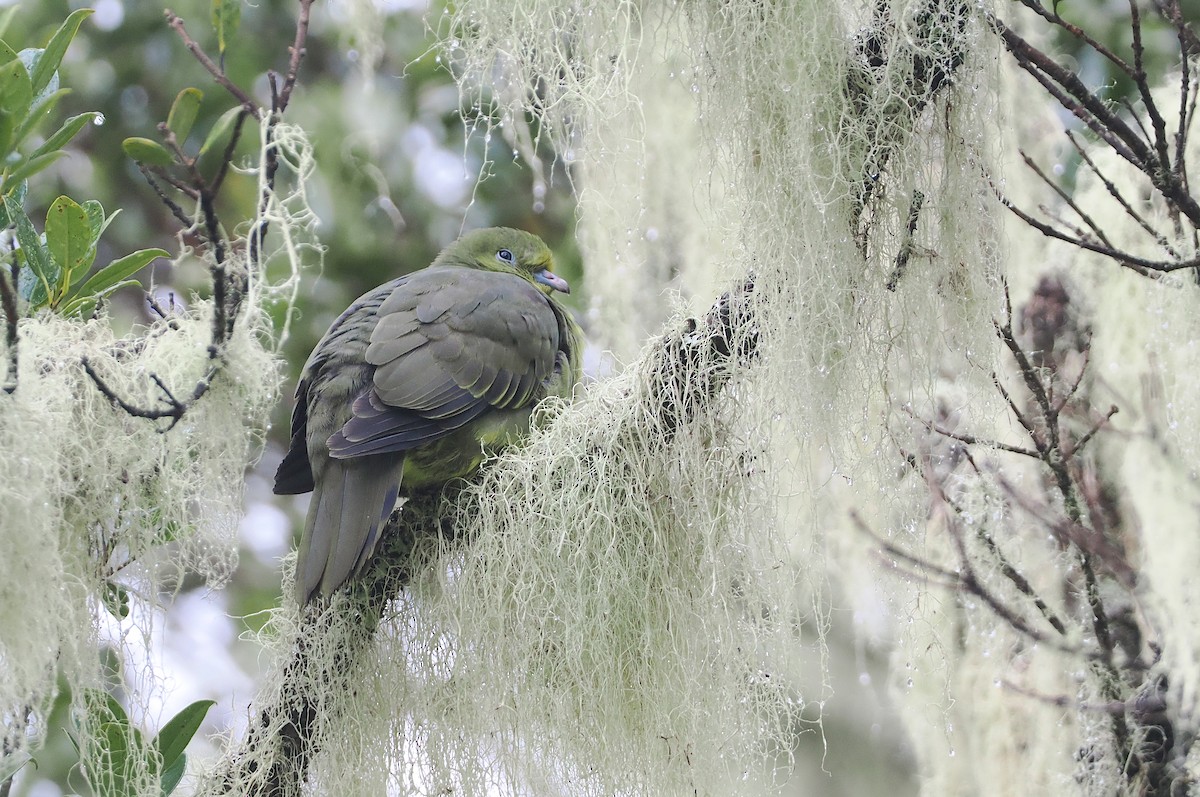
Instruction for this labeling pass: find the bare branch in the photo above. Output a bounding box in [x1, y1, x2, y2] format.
[164, 10, 260, 117]
[1066, 131, 1181, 259]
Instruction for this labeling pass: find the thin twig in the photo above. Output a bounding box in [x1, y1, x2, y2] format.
[854, 511, 1088, 657]
[994, 189, 1194, 276]
[909, 411, 1040, 458]
[164, 10, 260, 117]
[1011, 0, 1135, 77]
[1066, 131, 1180, 259]
[1020, 149, 1113, 248]
[1064, 405, 1119, 462]
[81, 357, 196, 431]
[886, 191, 924, 291]
[1001, 679, 1164, 715]
[1128, 0, 1174, 185]
[277, 0, 314, 114]
[137, 164, 195, 229]
[210, 109, 250, 195]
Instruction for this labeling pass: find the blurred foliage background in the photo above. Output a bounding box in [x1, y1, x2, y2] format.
[4, 0, 1193, 795]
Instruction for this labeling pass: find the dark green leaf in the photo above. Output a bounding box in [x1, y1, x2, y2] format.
[81, 692, 146, 797]
[4, 175, 26, 203]
[74, 248, 168, 300]
[101, 581, 130, 619]
[211, 0, 241, 57]
[92, 721, 131, 797]
[122, 136, 174, 167]
[154, 700, 215, 771]
[0, 56, 29, 112]
[83, 199, 105, 238]
[0, 56, 32, 156]
[16, 263, 46, 306]
[30, 8, 93, 96]
[13, 87, 69, 153]
[30, 111, 97, 160]
[0, 40, 18, 70]
[159, 752, 186, 796]
[6, 150, 66, 185]
[199, 105, 245, 156]
[166, 87, 203, 145]
[9, 195, 56, 307]
[46, 195, 93, 287]
[60, 295, 96, 318]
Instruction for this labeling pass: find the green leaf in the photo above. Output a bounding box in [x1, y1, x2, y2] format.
[30, 111, 97, 160]
[101, 581, 130, 619]
[0, 56, 32, 112]
[199, 105, 244, 156]
[61, 279, 142, 317]
[83, 199, 105, 238]
[60, 294, 96, 318]
[93, 721, 131, 797]
[9, 195, 56, 308]
[2, 174, 26, 203]
[0, 56, 33, 156]
[5, 149, 66, 186]
[166, 87, 203, 145]
[211, 0, 241, 57]
[46, 195, 93, 290]
[159, 752, 186, 796]
[16, 264, 44, 306]
[122, 136, 174, 167]
[0, 38, 18, 67]
[74, 248, 167, 300]
[13, 87, 69, 153]
[17, 49, 54, 103]
[154, 700, 214, 772]
[81, 692, 145, 797]
[30, 8, 93, 96]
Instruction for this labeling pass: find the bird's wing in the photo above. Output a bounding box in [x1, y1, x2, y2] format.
[327, 267, 562, 458]
[273, 377, 315, 494]
[272, 279, 399, 495]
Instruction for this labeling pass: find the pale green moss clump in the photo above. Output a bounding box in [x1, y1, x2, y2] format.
[0, 121, 315, 796]
[264, 1, 1009, 795]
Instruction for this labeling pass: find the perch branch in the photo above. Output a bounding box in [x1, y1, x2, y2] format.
[206, 275, 765, 795]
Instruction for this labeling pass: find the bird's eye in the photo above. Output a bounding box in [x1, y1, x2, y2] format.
[496, 248, 515, 264]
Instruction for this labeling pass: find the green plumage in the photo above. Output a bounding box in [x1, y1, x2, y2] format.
[275, 228, 584, 604]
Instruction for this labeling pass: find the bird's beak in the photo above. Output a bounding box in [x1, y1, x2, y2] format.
[534, 268, 571, 294]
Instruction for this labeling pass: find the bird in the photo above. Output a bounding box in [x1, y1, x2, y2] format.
[273, 227, 583, 605]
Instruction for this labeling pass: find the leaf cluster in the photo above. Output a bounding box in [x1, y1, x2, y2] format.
[72, 691, 215, 797]
[0, 9, 166, 317]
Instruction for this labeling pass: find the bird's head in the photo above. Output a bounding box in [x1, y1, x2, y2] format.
[435, 227, 572, 295]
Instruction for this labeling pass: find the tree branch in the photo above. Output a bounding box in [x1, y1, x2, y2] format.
[206, 273, 765, 795]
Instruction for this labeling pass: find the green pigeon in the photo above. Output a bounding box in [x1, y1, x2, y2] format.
[274, 227, 583, 604]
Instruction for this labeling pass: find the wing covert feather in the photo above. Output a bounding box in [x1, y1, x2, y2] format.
[329, 267, 563, 459]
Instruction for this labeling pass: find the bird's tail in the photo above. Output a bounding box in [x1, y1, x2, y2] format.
[295, 456, 402, 604]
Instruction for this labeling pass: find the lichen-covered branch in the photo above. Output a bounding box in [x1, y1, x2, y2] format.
[205, 271, 764, 795]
